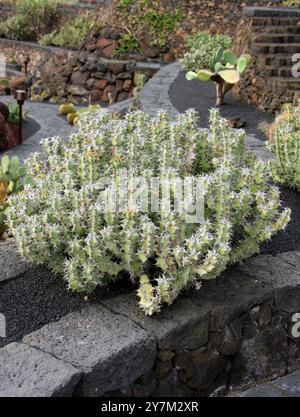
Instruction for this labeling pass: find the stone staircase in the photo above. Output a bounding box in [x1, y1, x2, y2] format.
[248, 8, 300, 101]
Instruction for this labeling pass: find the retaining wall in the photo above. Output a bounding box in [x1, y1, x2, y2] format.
[0, 239, 300, 397]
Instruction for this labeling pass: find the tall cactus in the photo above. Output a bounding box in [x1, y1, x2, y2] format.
[268, 103, 300, 190]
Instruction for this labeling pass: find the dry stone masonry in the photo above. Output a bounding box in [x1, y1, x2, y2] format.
[0, 248, 300, 397]
[234, 7, 300, 113]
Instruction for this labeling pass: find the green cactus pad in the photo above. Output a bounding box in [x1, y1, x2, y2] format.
[186, 71, 198, 81]
[218, 69, 240, 84]
[237, 56, 248, 74]
[223, 50, 238, 65]
[197, 70, 213, 81]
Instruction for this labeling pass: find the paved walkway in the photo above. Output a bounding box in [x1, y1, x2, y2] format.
[0, 96, 134, 163]
[231, 370, 300, 397]
[0, 96, 75, 162]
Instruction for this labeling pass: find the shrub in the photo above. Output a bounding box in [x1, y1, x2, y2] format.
[0, 0, 60, 41]
[267, 103, 300, 190]
[0, 156, 32, 239]
[181, 31, 232, 73]
[116, 33, 140, 55]
[7, 110, 290, 314]
[116, 0, 185, 52]
[39, 12, 101, 49]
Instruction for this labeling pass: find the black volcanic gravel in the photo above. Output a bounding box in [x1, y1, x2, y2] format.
[260, 186, 300, 255]
[0, 266, 135, 348]
[23, 116, 40, 141]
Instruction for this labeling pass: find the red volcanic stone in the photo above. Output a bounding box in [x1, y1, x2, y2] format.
[123, 79, 132, 91]
[95, 79, 108, 90]
[0, 102, 9, 120]
[108, 62, 124, 74]
[163, 52, 175, 62]
[102, 85, 116, 102]
[0, 113, 20, 150]
[144, 47, 159, 58]
[90, 90, 103, 101]
[102, 43, 116, 58]
[96, 38, 113, 49]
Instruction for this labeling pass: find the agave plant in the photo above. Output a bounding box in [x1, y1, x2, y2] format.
[186, 48, 251, 107]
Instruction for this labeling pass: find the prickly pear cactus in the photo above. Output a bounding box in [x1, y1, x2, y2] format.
[186, 48, 251, 107]
[6, 110, 290, 314]
[268, 103, 300, 190]
[0, 155, 32, 239]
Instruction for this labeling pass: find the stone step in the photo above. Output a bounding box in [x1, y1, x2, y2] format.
[257, 54, 295, 67]
[252, 17, 300, 27]
[252, 25, 300, 35]
[252, 43, 300, 55]
[253, 34, 300, 44]
[264, 66, 295, 78]
[268, 77, 300, 93]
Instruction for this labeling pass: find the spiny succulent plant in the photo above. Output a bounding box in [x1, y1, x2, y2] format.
[6, 110, 290, 314]
[186, 48, 251, 107]
[0, 155, 32, 239]
[267, 103, 300, 190]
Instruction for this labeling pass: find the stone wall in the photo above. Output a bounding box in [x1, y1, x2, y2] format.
[1, 240, 300, 397]
[0, 39, 54, 73]
[0, 38, 160, 104]
[108, 253, 300, 397]
[32, 49, 160, 104]
[234, 7, 300, 114]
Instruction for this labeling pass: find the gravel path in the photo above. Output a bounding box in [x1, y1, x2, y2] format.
[0, 96, 76, 162]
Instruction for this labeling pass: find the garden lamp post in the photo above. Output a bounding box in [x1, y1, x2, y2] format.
[23, 56, 30, 75]
[15, 90, 26, 145]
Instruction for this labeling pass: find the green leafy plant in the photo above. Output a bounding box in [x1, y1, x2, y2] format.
[116, 0, 184, 52]
[6, 110, 290, 314]
[181, 31, 232, 73]
[267, 103, 300, 190]
[0, 79, 9, 87]
[116, 33, 140, 55]
[0, 0, 60, 41]
[39, 12, 101, 49]
[6, 104, 28, 125]
[186, 48, 251, 107]
[0, 156, 32, 239]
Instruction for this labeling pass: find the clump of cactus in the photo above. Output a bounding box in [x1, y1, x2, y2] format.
[59, 101, 101, 125]
[186, 48, 251, 107]
[267, 103, 300, 190]
[6, 110, 290, 314]
[0, 156, 32, 239]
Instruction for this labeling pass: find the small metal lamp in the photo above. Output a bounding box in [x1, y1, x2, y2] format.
[15, 90, 26, 144]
